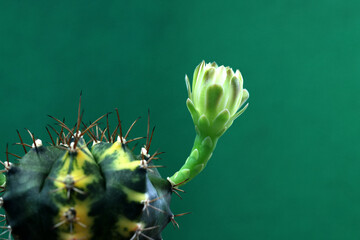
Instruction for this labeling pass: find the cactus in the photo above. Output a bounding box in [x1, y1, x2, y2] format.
[0, 61, 248, 240]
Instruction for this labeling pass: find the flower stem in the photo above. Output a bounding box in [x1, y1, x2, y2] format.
[169, 134, 218, 186]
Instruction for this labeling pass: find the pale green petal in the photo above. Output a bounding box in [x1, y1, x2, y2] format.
[240, 89, 249, 107]
[193, 61, 206, 98]
[205, 84, 224, 120]
[185, 75, 191, 99]
[212, 109, 230, 136]
[186, 98, 199, 124]
[197, 67, 215, 113]
[227, 76, 242, 115]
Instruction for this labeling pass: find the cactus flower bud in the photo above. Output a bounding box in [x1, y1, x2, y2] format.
[185, 61, 249, 138]
[169, 61, 249, 185]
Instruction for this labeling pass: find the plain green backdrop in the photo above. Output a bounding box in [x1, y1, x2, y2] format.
[1, 1, 360, 239]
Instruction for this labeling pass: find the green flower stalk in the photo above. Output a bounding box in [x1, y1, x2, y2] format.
[169, 61, 249, 186]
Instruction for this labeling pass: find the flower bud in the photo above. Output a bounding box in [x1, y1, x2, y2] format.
[186, 61, 249, 137]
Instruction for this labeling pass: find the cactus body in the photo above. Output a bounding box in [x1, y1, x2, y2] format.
[3, 131, 173, 240]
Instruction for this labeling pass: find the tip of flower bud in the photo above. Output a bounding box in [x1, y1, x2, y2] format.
[235, 69, 242, 80]
[186, 61, 249, 137]
[210, 62, 217, 67]
[203, 67, 216, 82]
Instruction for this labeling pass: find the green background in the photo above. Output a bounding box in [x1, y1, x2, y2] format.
[0, 1, 359, 239]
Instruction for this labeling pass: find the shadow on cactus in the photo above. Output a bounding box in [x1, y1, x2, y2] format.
[0, 61, 249, 240]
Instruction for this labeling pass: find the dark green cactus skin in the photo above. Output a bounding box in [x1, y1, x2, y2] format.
[3, 129, 174, 240]
[4, 146, 64, 239]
